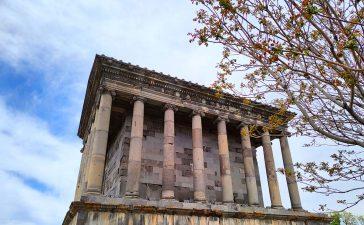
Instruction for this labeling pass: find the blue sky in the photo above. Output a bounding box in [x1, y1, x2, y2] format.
[0, 1, 362, 225]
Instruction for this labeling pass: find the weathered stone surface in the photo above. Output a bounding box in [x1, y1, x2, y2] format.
[216, 119, 234, 203]
[162, 106, 176, 199]
[280, 134, 302, 210]
[240, 125, 259, 206]
[63, 196, 331, 225]
[192, 113, 206, 202]
[262, 130, 282, 208]
[101, 110, 260, 203]
[70, 55, 317, 225]
[86, 91, 112, 194]
[125, 99, 144, 197]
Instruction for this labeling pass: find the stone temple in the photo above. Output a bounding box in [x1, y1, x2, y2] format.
[63, 55, 330, 225]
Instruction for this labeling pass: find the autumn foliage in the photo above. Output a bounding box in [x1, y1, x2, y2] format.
[190, 0, 364, 210]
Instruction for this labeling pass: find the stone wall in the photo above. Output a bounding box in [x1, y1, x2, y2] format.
[103, 115, 130, 196]
[103, 111, 263, 203]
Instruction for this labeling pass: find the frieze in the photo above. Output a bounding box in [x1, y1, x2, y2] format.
[102, 65, 268, 117]
[77, 55, 295, 139]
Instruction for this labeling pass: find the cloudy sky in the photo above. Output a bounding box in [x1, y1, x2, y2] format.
[0, 1, 362, 225]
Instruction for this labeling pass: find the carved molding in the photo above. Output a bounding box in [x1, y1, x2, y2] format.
[164, 103, 178, 112]
[132, 96, 146, 103]
[214, 115, 230, 124]
[77, 55, 295, 139]
[191, 109, 205, 117]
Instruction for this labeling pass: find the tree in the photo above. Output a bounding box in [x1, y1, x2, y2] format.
[331, 212, 364, 225]
[189, 0, 364, 210]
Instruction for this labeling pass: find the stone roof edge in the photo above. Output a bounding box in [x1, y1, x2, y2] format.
[77, 54, 295, 139]
[77, 55, 103, 139]
[99, 54, 283, 111]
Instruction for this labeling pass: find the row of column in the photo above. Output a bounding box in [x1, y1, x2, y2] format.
[83, 91, 302, 210]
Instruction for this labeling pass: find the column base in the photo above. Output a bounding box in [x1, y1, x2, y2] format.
[124, 192, 139, 198]
[194, 191, 206, 202]
[162, 190, 175, 200]
[248, 203, 261, 207]
[222, 201, 234, 204]
[193, 196, 207, 203]
[271, 205, 284, 209]
[292, 207, 305, 211]
[85, 188, 102, 195]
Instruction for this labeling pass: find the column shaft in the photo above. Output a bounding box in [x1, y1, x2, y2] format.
[162, 106, 175, 199]
[280, 134, 302, 210]
[262, 130, 283, 208]
[125, 99, 144, 197]
[74, 147, 87, 200]
[192, 113, 206, 201]
[75, 129, 93, 199]
[217, 119, 234, 203]
[240, 125, 260, 206]
[83, 117, 97, 193]
[85, 91, 112, 194]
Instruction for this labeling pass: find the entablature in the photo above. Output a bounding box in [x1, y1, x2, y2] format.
[78, 55, 294, 140]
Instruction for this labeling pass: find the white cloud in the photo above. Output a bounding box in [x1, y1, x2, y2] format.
[0, 97, 81, 225]
[0, 0, 222, 135]
[0, 0, 362, 223]
[0, 0, 221, 86]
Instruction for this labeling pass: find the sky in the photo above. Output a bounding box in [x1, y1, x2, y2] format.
[0, 1, 362, 225]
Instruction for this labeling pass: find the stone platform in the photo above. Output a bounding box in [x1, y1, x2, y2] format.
[63, 195, 331, 225]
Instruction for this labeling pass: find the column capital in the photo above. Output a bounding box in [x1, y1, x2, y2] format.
[215, 115, 229, 123]
[238, 121, 251, 128]
[262, 128, 270, 136]
[132, 96, 146, 103]
[191, 109, 205, 117]
[96, 87, 116, 107]
[164, 103, 178, 112]
[98, 86, 116, 97]
[280, 128, 293, 137]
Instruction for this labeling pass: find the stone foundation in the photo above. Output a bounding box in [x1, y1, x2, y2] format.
[63, 195, 331, 225]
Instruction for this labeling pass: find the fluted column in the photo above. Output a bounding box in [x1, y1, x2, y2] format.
[240, 124, 260, 206]
[192, 110, 206, 202]
[85, 90, 113, 194]
[280, 132, 302, 210]
[162, 104, 177, 199]
[125, 97, 145, 197]
[262, 130, 283, 208]
[217, 117, 234, 203]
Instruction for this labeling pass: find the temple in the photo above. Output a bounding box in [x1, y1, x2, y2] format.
[63, 55, 331, 225]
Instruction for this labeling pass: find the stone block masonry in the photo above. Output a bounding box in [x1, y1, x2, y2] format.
[63, 196, 331, 225]
[66, 55, 331, 225]
[103, 112, 258, 203]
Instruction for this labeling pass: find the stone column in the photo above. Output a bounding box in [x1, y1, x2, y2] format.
[240, 125, 260, 206]
[262, 130, 283, 208]
[125, 97, 145, 197]
[74, 146, 87, 200]
[85, 90, 113, 194]
[162, 104, 177, 199]
[216, 117, 234, 203]
[192, 110, 206, 202]
[280, 132, 302, 210]
[83, 116, 97, 193]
